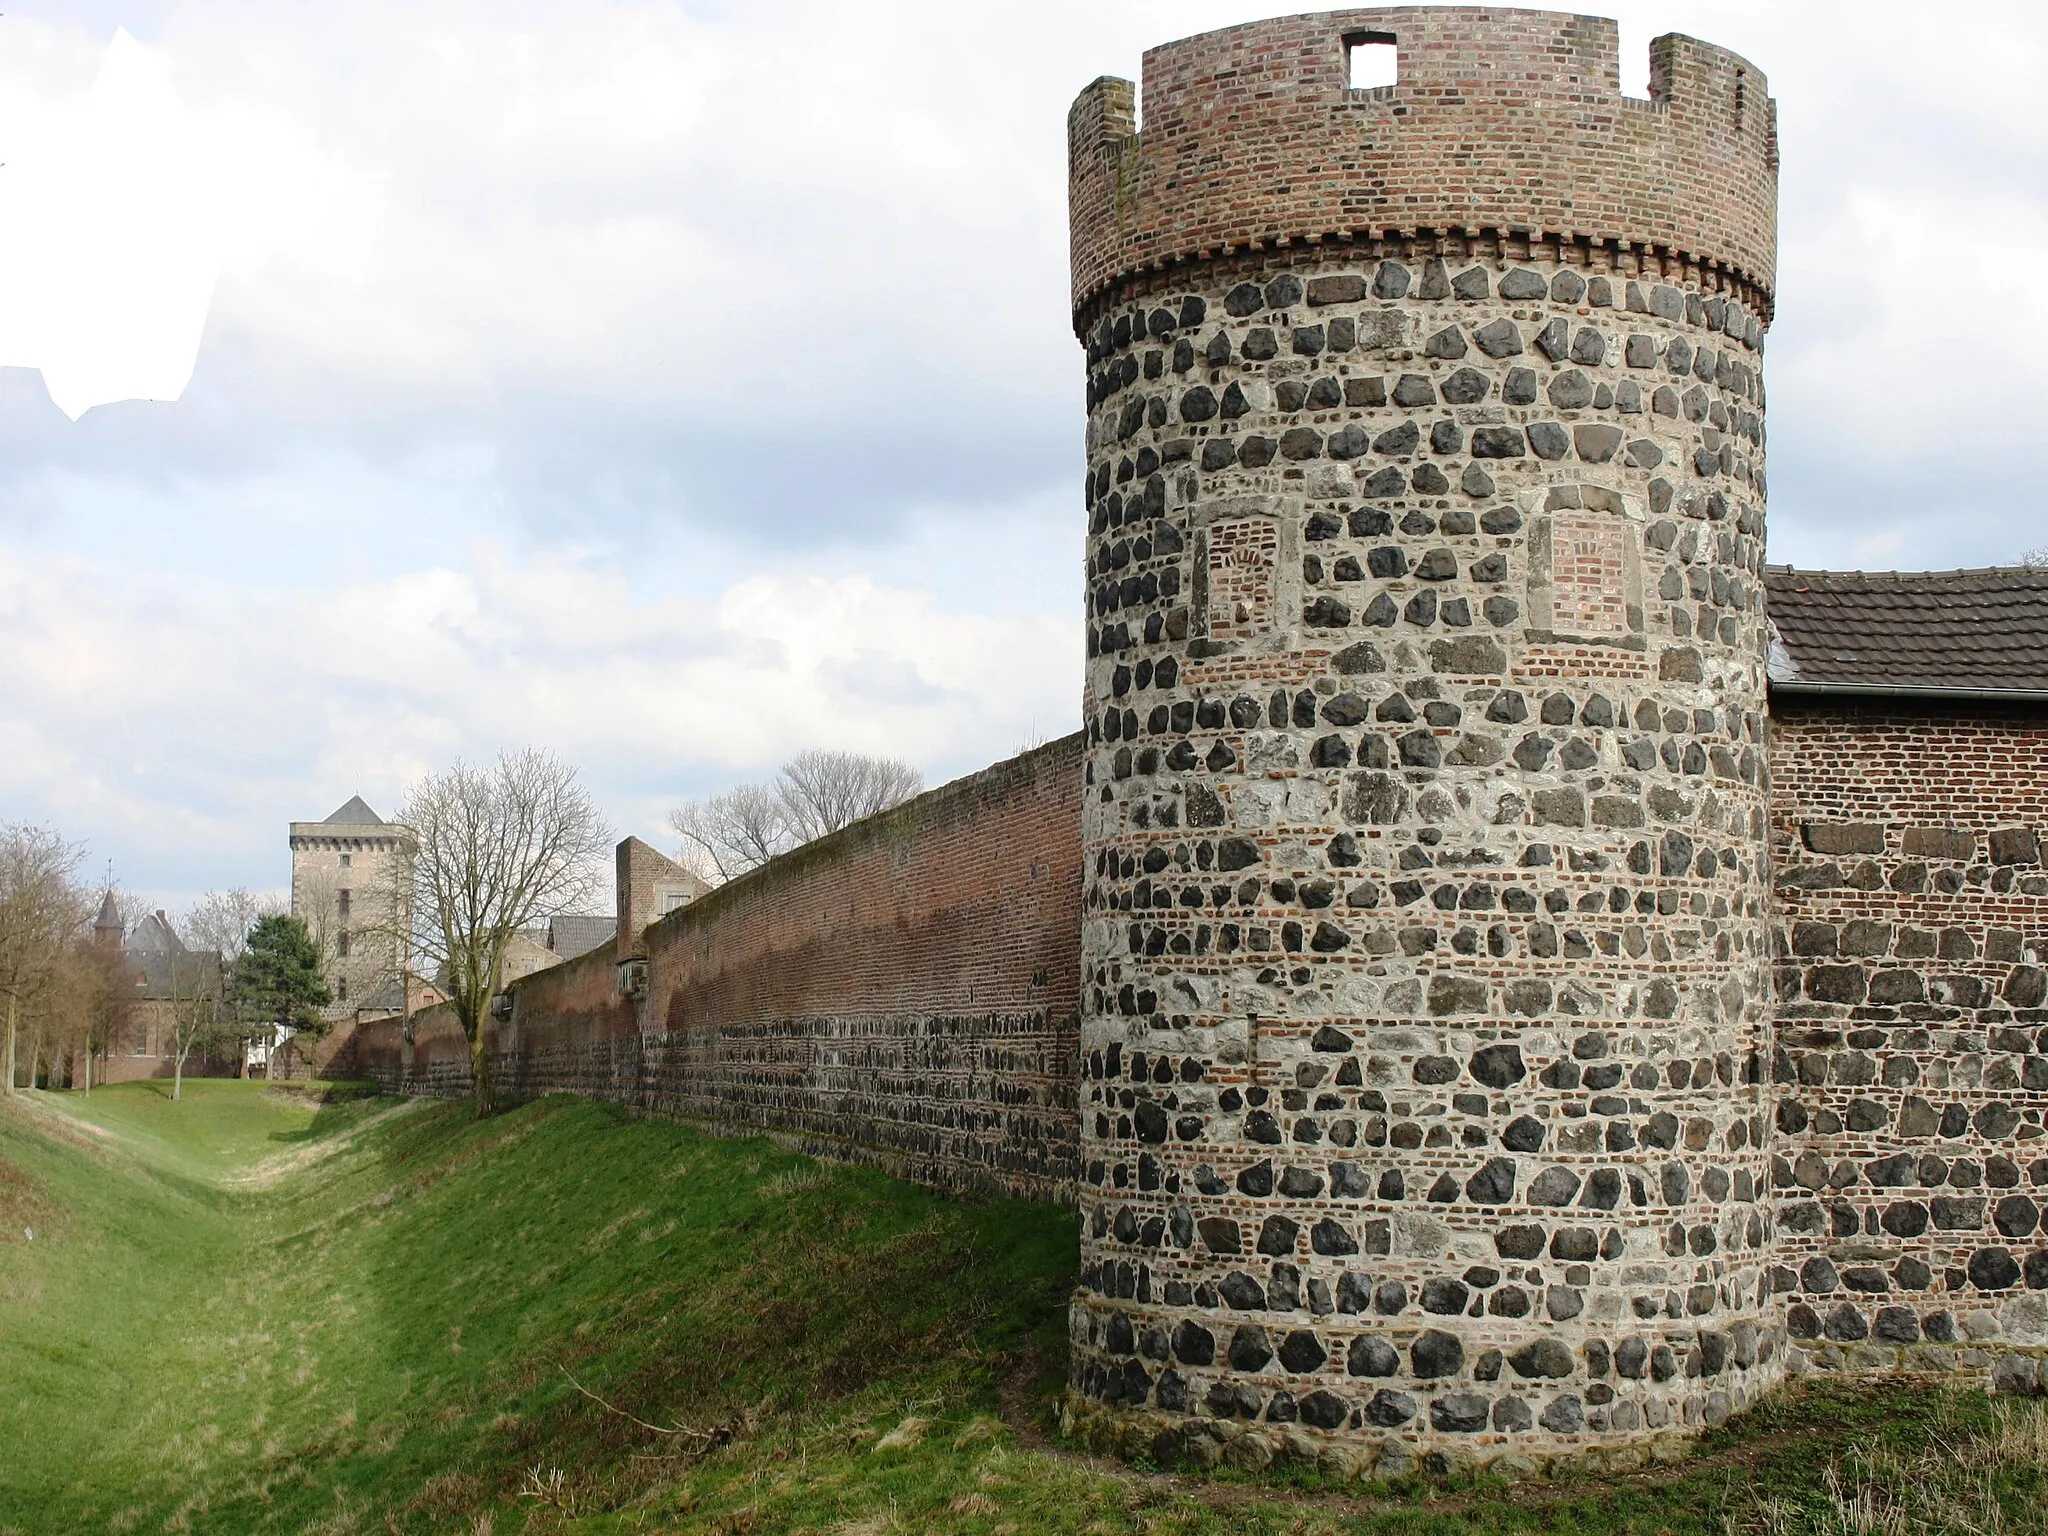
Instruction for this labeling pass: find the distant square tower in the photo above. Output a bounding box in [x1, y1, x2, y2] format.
[289, 796, 411, 1018]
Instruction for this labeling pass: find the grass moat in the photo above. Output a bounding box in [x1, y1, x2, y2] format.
[1, 1080, 2044, 1534]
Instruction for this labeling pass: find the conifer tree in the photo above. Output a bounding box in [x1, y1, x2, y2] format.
[236, 914, 332, 1079]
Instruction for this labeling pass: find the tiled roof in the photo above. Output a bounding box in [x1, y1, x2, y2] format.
[547, 914, 615, 961]
[131, 946, 220, 1002]
[1764, 566, 2048, 694]
[124, 910, 186, 954]
[323, 795, 386, 825]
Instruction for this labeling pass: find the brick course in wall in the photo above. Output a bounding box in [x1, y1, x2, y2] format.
[1068, 8, 1779, 330]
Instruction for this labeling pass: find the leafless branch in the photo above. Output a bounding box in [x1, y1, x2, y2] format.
[667, 750, 921, 883]
[775, 749, 923, 844]
[556, 1364, 743, 1453]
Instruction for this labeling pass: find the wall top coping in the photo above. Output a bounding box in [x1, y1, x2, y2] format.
[1069, 7, 1778, 322]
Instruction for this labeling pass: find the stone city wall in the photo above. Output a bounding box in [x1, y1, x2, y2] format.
[345, 736, 1086, 1202]
[1769, 699, 2048, 1392]
[329, 698, 2048, 1429]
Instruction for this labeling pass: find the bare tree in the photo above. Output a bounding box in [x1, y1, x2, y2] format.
[0, 824, 88, 1095]
[161, 942, 227, 1103]
[69, 941, 135, 1096]
[21, 942, 101, 1091]
[668, 751, 922, 883]
[289, 863, 346, 975]
[381, 750, 611, 1118]
[668, 783, 791, 883]
[184, 888, 282, 973]
[775, 749, 924, 844]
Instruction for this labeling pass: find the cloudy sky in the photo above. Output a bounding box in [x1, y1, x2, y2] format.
[1, 0, 2043, 914]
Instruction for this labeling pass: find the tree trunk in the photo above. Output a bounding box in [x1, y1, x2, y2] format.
[173, 1043, 184, 1102]
[470, 1020, 493, 1119]
[82, 1047, 91, 1097]
[4, 996, 15, 1096]
[463, 973, 496, 1121]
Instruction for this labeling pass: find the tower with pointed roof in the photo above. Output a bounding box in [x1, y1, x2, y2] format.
[93, 891, 124, 949]
[289, 796, 412, 1021]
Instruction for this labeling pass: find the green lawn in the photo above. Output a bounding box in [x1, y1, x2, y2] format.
[1, 1081, 2045, 1536]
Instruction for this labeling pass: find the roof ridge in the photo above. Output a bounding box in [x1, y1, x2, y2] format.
[1769, 565, 2048, 581]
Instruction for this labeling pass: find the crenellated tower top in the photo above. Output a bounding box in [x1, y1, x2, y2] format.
[1069, 7, 1777, 326]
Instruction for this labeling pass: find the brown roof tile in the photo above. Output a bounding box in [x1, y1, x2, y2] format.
[1765, 566, 2048, 693]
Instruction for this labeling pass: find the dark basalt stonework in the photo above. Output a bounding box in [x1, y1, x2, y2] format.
[1069, 246, 1780, 1467]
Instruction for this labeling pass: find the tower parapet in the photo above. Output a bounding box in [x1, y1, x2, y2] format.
[1070, 8, 1777, 328]
[1068, 8, 1779, 1473]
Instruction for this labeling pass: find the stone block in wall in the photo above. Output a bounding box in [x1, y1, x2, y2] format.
[1803, 822, 1886, 856]
[1902, 826, 1976, 861]
[1990, 827, 2041, 866]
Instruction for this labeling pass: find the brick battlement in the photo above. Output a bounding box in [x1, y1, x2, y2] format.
[1069, 8, 1778, 324]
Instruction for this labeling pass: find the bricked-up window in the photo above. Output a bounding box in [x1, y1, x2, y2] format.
[1206, 518, 1277, 639]
[1345, 32, 1397, 91]
[1552, 512, 1628, 637]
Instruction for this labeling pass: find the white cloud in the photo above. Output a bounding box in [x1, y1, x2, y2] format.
[0, 531, 1075, 894]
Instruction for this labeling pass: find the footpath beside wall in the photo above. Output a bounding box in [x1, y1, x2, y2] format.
[344, 735, 1086, 1202]
[1769, 699, 2048, 1379]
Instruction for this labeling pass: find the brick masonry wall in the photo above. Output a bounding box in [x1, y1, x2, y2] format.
[347, 737, 1086, 1203]
[1769, 700, 2048, 1387]
[1068, 8, 1779, 327]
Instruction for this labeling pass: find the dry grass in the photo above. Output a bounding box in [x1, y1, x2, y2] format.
[873, 1416, 930, 1453]
[761, 1165, 833, 1198]
[1732, 1392, 2048, 1536]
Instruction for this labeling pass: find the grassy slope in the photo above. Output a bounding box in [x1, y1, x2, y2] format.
[0, 1083, 2044, 1536]
[0, 1083, 1075, 1535]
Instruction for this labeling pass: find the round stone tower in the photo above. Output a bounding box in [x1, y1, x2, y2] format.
[1067, 8, 1780, 1473]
